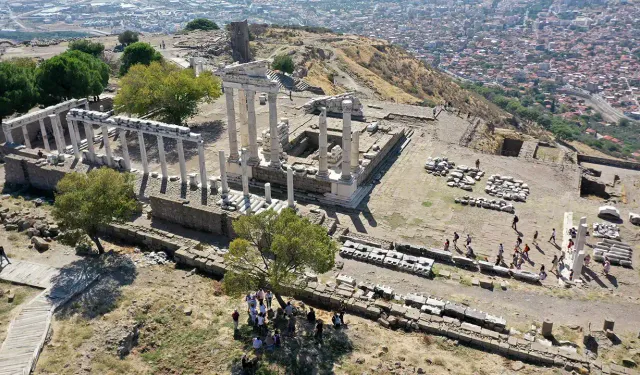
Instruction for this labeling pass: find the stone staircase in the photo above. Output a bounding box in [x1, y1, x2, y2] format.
[518, 140, 539, 159]
[266, 70, 321, 93]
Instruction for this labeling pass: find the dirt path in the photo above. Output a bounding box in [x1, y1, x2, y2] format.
[339, 258, 640, 332]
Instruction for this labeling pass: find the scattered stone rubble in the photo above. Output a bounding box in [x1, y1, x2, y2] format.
[485, 175, 530, 202]
[591, 223, 620, 240]
[593, 238, 633, 267]
[454, 196, 515, 214]
[0, 197, 59, 251]
[131, 250, 173, 267]
[629, 212, 640, 226]
[424, 157, 485, 191]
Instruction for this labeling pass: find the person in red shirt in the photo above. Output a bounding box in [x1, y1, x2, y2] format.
[232, 309, 239, 331]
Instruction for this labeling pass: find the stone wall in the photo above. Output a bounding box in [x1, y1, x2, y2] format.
[577, 154, 640, 171]
[149, 194, 237, 238]
[252, 166, 332, 194]
[357, 130, 404, 185]
[3, 152, 68, 191]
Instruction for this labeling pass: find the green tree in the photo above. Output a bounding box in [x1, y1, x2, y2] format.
[618, 118, 631, 127]
[118, 30, 139, 46]
[119, 42, 162, 76]
[271, 54, 294, 74]
[36, 50, 109, 105]
[222, 208, 337, 308]
[53, 168, 138, 254]
[0, 60, 38, 127]
[184, 18, 219, 31]
[114, 61, 221, 125]
[68, 39, 105, 57]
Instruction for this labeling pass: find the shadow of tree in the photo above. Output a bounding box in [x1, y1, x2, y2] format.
[231, 315, 353, 374]
[113, 120, 226, 166]
[51, 253, 137, 319]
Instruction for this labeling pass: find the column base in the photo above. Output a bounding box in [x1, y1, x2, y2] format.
[316, 172, 330, 180]
[248, 157, 260, 166]
[340, 174, 353, 183]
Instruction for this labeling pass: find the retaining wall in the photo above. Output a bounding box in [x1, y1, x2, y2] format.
[3, 152, 68, 191]
[577, 154, 640, 171]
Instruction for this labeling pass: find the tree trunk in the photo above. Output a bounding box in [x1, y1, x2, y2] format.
[274, 292, 287, 309]
[89, 234, 104, 254]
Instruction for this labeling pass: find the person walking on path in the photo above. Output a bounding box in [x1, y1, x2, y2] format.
[265, 290, 273, 310]
[523, 244, 530, 259]
[232, 309, 240, 331]
[533, 230, 538, 245]
[512, 215, 519, 230]
[444, 239, 450, 252]
[551, 255, 559, 275]
[0, 246, 10, 266]
[548, 228, 556, 244]
[315, 320, 323, 342]
[516, 236, 522, 249]
[475, 159, 480, 169]
[287, 315, 296, 335]
[466, 234, 472, 247]
[453, 232, 460, 250]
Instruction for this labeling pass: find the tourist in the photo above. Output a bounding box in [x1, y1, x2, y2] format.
[548, 228, 556, 244]
[466, 245, 475, 259]
[252, 337, 263, 351]
[569, 270, 574, 280]
[339, 309, 346, 326]
[249, 306, 257, 325]
[245, 293, 252, 312]
[516, 236, 522, 249]
[539, 265, 547, 281]
[257, 313, 266, 334]
[512, 215, 519, 230]
[558, 252, 565, 266]
[265, 290, 273, 309]
[37, 150, 44, 159]
[584, 254, 591, 266]
[241, 353, 255, 374]
[433, 108, 436, 117]
[287, 315, 296, 335]
[551, 255, 559, 275]
[568, 238, 574, 251]
[523, 244, 530, 259]
[232, 309, 240, 331]
[264, 332, 275, 351]
[307, 307, 316, 323]
[332, 313, 342, 329]
[453, 232, 460, 249]
[444, 239, 450, 252]
[495, 252, 503, 266]
[466, 234, 472, 246]
[284, 301, 294, 317]
[273, 329, 282, 347]
[603, 257, 611, 275]
[533, 230, 538, 245]
[256, 289, 265, 304]
[0, 246, 10, 266]
[475, 159, 480, 169]
[315, 320, 324, 341]
[259, 302, 266, 315]
[512, 252, 519, 269]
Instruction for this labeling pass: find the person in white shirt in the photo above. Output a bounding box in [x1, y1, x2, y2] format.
[284, 302, 293, 317]
[259, 302, 266, 315]
[252, 337, 262, 351]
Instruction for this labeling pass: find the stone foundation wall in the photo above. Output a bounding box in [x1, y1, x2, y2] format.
[357, 130, 404, 185]
[149, 194, 237, 238]
[252, 166, 332, 194]
[577, 154, 640, 171]
[3, 153, 68, 191]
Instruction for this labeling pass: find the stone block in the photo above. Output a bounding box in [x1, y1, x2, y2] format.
[461, 322, 483, 334]
[390, 303, 407, 316]
[464, 309, 487, 324]
[374, 299, 391, 312]
[365, 306, 381, 319]
[481, 328, 500, 340]
[404, 307, 421, 321]
[336, 273, 356, 286]
[479, 279, 494, 289]
[444, 302, 466, 319]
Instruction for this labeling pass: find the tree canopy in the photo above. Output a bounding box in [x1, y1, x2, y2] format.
[185, 18, 219, 31]
[68, 39, 105, 57]
[118, 30, 139, 46]
[36, 50, 109, 105]
[119, 42, 162, 76]
[114, 61, 221, 125]
[222, 208, 337, 308]
[271, 54, 294, 74]
[0, 60, 38, 124]
[53, 168, 138, 254]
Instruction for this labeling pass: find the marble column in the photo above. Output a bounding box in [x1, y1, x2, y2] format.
[83, 122, 96, 162]
[198, 140, 207, 188]
[241, 148, 250, 198]
[238, 90, 249, 149]
[197, 61, 204, 76]
[287, 166, 295, 208]
[157, 135, 167, 178]
[21, 125, 31, 148]
[176, 139, 187, 183]
[138, 131, 149, 174]
[119, 129, 131, 170]
[246, 90, 260, 164]
[101, 125, 112, 166]
[268, 92, 280, 168]
[317, 107, 329, 178]
[84, 101, 90, 110]
[68, 120, 80, 159]
[39, 119, 50, 151]
[74, 119, 81, 146]
[3, 128, 13, 144]
[219, 150, 230, 197]
[56, 114, 67, 151]
[351, 130, 360, 172]
[224, 89, 240, 161]
[341, 100, 353, 181]
[49, 114, 64, 154]
[265, 182, 272, 203]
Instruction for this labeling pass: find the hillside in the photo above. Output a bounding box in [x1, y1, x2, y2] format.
[252, 27, 510, 126]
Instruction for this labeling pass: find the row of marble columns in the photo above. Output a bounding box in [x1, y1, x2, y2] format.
[224, 86, 280, 168]
[315, 100, 359, 181]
